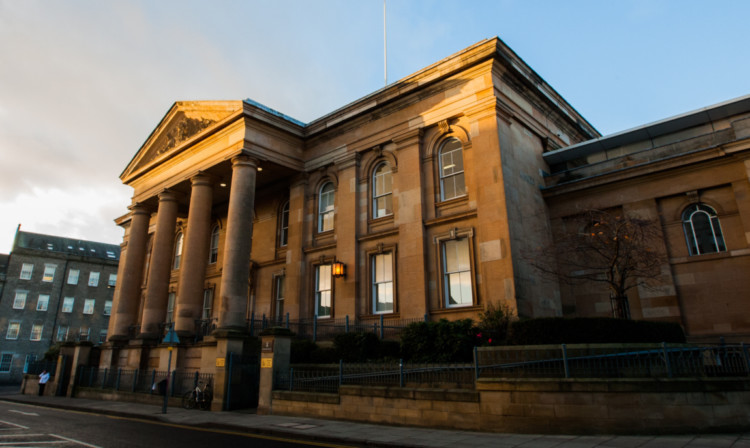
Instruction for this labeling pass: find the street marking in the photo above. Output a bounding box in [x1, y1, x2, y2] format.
[8, 410, 38, 416]
[51, 434, 103, 448]
[0, 420, 29, 429]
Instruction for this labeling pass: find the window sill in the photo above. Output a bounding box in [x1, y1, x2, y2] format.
[669, 247, 750, 265]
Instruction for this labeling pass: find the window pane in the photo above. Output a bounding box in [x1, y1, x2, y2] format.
[62, 297, 74, 313]
[6, 322, 20, 339]
[83, 299, 95, 314]
[37, 295, 50, 311]
[104, 300, 112, 316]
[13, 291, 27, 309]
[443, 238, 472, 307]
[68, 269, 79, 285]
[108, 274, 117, 287]
[316, 265, 332, 318]
[42, 265, 56, 282]
[20, 263, 33, 280]
[30, 324, 43, 341]
[88, 272, 100, 287]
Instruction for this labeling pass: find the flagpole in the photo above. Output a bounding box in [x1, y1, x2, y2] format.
[384, 0, 387, 86]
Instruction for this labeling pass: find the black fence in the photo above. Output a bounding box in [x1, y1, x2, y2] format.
[26, 360, 57, 376]
[76, 367, 212, 398]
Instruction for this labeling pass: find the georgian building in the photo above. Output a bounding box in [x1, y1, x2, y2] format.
[104, 37, 750, 377]
[0, 229, 120, 383]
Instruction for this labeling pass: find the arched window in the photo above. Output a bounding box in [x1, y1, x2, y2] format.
[318, 182, 335, 232]
[439, 138, 466, 201]
[372, 163, 393, 218]
[173, 232, 184, 270]
[208, 225, 219, 264]
[279, 201, 290, 247]
[682, 203, 726, 256]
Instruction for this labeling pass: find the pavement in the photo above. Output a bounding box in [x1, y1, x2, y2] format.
[0, 386, 749, 448]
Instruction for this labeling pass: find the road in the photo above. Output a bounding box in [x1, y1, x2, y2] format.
[0, 400, 357, 448]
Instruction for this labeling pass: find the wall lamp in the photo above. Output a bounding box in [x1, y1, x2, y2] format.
[332, 260, 346, 279]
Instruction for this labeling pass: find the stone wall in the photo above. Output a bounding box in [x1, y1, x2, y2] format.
[272, 378, 750, 435]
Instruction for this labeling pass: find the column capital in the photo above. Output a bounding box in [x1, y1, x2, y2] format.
[231, 155, 260, 169]
[158, 189, 179, 203]
[128, 202, 151, 216]
[191, 172, 218, 188]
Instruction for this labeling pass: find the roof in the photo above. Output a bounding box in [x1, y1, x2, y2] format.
[13, 230, 120, 261]
[543, 94, 750, 166]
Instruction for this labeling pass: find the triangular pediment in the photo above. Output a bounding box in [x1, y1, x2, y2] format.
[121, 101, 243, 181]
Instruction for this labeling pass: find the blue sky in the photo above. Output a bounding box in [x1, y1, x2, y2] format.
[0, 0, 747, 253]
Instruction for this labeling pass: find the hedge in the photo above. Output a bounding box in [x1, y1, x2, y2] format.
[508, 317, 686, 345]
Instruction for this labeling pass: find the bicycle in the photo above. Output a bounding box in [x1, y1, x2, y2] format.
[182, 381, 213, 410]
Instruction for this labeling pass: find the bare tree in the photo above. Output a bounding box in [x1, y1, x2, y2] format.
[528, 209, 667, 319]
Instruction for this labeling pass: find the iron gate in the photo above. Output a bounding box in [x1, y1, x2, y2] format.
[225, 353, 260, 411]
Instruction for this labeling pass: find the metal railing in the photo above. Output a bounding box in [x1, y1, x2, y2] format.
[274, 343, 750, 394]
[475, 343, 750, 379]
[275, 360, 475, 393]
[76, 367, 212, 398]
[26, 360, 57, 376]
[248, 313, 426, 341]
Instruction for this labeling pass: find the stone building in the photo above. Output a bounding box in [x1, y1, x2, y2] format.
[104, 37, 750, 379]
[0, 229, 120, 383]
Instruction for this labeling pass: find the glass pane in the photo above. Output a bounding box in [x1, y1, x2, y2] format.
[456, 239, 470, 271]
[692, 213, 716, 254]
[317, 291, 331, 317]
[447, 273, 462, 305]
[444, 240, 458, 272]
[441, 151, 454, 176]
[376, 283, 393, 312]
[318, 265, 331, 291]
[454, 173, 466, 197]
[711, 216, 726, 251]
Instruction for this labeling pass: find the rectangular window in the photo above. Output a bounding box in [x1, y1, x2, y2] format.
[79, 327, 90, 341]
[6, 322, 21, 340]
[108, 273, 117, 287]
[42, 264, 56, 282]
[83, 299, 95, 315]
[202, 289, 213, 320]
[56, 326, 69, 342]
[442, 238, 473, 307]
[62, 297, 74, 313]
[30, 324, 43, 341]
[372, 252, 394, 314]
[20, 263, 33, 280]
[0, 354, 12, 373]
[88, 272, 100, 287]
[99, 329, 108, 344]
[315, 264, 332, 318]
[274, 275, 285, 319]
[67, 269, 80, 285]
[166, 292, 176, 323]
[36, 295, 50, 311]
[13, 291, 28, 309]
[23, 354, 36, 373]
[103, 300, 112, 316]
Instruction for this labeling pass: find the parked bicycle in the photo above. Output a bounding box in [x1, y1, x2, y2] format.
[182, 380, 212, 410]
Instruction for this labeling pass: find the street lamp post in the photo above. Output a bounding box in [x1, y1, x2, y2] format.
[162, 326, 180, 414]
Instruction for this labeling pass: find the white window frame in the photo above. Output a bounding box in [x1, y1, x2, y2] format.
[318, 182, 335, 233]
[103, 300, 113, 316]
[436, 229, 476, 309]
[209, 226, 220, 264]
[173, 233, 184, 270]
[372, 252, 395, 314]
[315, 264, 332, 318]
[202, 289, 213, 320]
[56, 326, 69, 342]
[62, 297, 74, 313]
[36, 294, 50, 312]
[83, 299, 95, 315]
[67, 269, 80, 285]
[274, 275, 285, 320]
[279, 201, 290, 247]
[88, 272, 100, 287]
[0, 353, 12, 373]
[166, 292, 176, 323]
[42, 264, 56, 282]
[439, 138, 466, 201]
[682, 203, 727, 256]
[23, 354, 37, 373]
[79, 327, 90, 341]
[108, 273, 117, 287]
[20, 263, 33, 280]
[30, 324, 43, 341]
[372, 163, 393, 219]
[99, 329, 108, 344]
[6, 322, 21, 340]
[13, 291, 28, 310]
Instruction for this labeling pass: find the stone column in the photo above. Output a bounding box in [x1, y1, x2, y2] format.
[257, 328, 292, 415]
[283, 176, 308, 320]
[218, 156, 258, 331]
[175, 174, 214, 336]
[110, 204, 150, 339]
[140, 190, 179, 338]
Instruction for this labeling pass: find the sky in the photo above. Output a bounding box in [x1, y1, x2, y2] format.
[0, 0, 748, 254]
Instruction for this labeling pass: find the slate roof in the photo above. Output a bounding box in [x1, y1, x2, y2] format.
[13, 230, 120, 261]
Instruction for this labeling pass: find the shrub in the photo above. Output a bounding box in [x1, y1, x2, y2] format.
[476, 302, 515, 346]
[508, 317, 685, 345]
[400, 319, 476, 363]
[333, 332, 380, 362]
[290, 338, 338, 364]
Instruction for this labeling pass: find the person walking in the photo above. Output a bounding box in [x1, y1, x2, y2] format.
[38, 370, 50, 396]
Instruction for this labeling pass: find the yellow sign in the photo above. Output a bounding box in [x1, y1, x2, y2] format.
[261, 358, 273, 369]
[216, 358, 225, 367]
